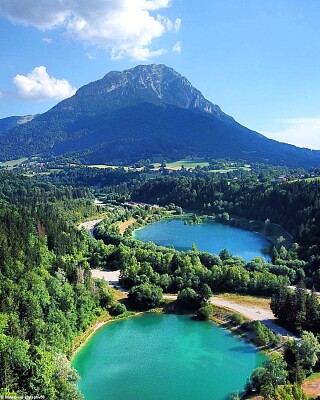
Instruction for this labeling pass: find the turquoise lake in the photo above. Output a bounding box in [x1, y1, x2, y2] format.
[73, 314, 266, 400]
[133, 219, 271, 261]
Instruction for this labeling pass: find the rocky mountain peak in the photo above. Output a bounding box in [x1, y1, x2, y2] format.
[74, 64, 231, 121]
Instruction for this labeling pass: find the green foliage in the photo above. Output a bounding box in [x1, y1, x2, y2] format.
[252, 321, 281, 347]
[298, 331, 320, 371]
[196, 303, 213, 320]
[177, 288, 201, 310]
[271, 286, 320, 334]
[274, 383, 308, 400]
[0, 171, 115, 397]
[128, 283, 163, 310]
[248, 353, 288, 396]
[109, 302, 127, 316]
[229, 313, 244, 326]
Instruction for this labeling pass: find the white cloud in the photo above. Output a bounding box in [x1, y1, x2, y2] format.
[262, 118, 320, 150]
[85, 52, 96, 60]
[172, 41, 182, 54]
[13, 66, 77, 101]
[0, 0, 181, 60]
[42, 37, 53, 44]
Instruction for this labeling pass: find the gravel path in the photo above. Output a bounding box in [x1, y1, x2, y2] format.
[80, 218, 296, 338]
[91, 269, 120, 285]
[164, 294, 296, 338]
[78, 219, 103, 237]
[210, 297, 297, 338]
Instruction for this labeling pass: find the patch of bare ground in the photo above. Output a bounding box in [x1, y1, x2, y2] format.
[118, 217, 136, 235]
[210, 296, 273, 321]
[302, 378, 320, 398]
[90, 269, 128, 298]
[214, 293, 271, 310]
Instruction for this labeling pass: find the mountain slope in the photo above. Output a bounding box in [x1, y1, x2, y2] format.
[0, 64, 319, 167]
[0, 115, 34, 135]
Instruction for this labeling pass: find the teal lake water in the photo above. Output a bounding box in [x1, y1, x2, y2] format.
[133, 219, 270, 261]
[73, 314, 266, 400]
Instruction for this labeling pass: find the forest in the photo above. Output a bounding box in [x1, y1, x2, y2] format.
[1, 163, 320, 398]
[0, 172, 124, 398]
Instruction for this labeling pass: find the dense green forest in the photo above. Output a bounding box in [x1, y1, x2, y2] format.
[132, 175, 320, 288]
[2, 163, 320, 398]
[0, 172, 124, 398]
[93, 212, 294, 296]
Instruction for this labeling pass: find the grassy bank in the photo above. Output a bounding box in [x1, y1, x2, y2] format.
[71, 310, 138, 359]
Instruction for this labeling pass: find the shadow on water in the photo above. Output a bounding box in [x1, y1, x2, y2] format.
[229, 345, 256, 354]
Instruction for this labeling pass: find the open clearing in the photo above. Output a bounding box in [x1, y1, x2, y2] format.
[210, 296, 296, 337]
[91, 269, 120, 286]
[85, 159, 252, 173]
[302, 372, 320, 398]
[0, 157, 28, 168]
[118, 217, 136, 235]
[213, 293, 271, 310]
[210, 296, 274, 321]
[162, 159, 210, 170]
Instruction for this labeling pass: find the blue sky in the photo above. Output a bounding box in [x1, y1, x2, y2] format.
[1, 0, 320, 149]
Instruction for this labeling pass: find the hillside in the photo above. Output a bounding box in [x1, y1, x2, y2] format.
[0, 115, 34, 135]
[0, 64, 319, 168]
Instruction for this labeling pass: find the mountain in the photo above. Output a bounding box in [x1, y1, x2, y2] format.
[0, 64, 319, 167]
[0, 115, 34, 135]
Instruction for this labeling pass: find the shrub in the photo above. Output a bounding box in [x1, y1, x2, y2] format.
[128, 283, 163, 310]
[109, 302, 127, 316]
[229, 313, 244, 325]
[177, 288, 200, 310]
[197, 303, 213, 320]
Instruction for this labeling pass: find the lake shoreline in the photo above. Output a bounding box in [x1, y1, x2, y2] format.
[71, 311, 142, 361]
[71, 297, 277, 364]
[72, 312, 267, 400]
[133, 216, 272, 261]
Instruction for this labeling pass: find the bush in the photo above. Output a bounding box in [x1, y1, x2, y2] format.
[197, 303, 213, 320]
[109, 302, 127, 316]
[229, 313, 244, 325]
[128, 283, 163, 310]
[177, 288, 200, 310]
[253, 321, 281, 347]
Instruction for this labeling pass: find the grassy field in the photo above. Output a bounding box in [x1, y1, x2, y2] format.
[88, 164, 123, 169]
[214, 293, 271, 310]
[117, 217, 136, 235]
[305, 372, 320, 382]
[0, 157, 28, 168]
[210, 166, 251, 173]
[86, 159, 252, 173]
[304, 177, 320, 182]
[165, 159, 210, 170]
